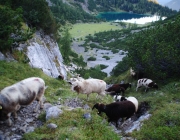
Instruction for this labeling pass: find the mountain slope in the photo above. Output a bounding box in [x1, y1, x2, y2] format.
[165, 0, 180, 11]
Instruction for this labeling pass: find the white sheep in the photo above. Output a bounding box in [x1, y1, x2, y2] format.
[71, 78, 106, 101]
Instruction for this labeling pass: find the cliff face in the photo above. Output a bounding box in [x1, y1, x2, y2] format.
[25, 31, 67, 79]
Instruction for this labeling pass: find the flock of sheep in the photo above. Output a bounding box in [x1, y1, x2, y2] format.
[0, 72, 158, 128]
[68, 73, 158, 127]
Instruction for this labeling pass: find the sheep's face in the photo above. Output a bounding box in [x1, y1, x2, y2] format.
[148, 82, 158, 89]
[71, 82, 79, 91]
[92, 103, 99, 110]
[105, 87, 112, 92]
[92, 103, 105, 115]
[152, 83, 158, 89]
[73, 86, 81, 93]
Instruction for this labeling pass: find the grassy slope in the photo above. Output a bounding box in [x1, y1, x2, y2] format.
[0, 61, 120, 140]
[1, 61, 180, 139]
[105, 71, 180, 140]
[69, 22, 122, 39]
[1, 19, 180, 139]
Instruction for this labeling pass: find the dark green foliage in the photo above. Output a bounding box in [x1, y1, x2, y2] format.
[89, 43, 99, 48]
[87, 56, 96, 61]
[127, 13, 180, 81]
[74, 0, 84, 3]
[0, 5, 34, 52]
[99, 64, 108, 70]
[75, 67, 107, 79]
[110, 56, 129, 76]
[72, 55, 87, 67]
[13, 0, 59, 34]
[88, 0, 96, 11]
[50, 0, 100, 24]
[0, 0, 58, 52]
[58, 30, 72, 64]
[102, 55, 110, 60]
[1, 0, 59, 35]
[84, 29, 133, 51]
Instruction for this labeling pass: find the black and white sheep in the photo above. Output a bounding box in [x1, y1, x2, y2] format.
[0, 77, 46, 126]
[92, 101, 136, 127]
[136, 78, 158, 92]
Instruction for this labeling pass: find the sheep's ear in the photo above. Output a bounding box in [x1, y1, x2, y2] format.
[68, 82, 72, 85]
[0, 105, 2, 109]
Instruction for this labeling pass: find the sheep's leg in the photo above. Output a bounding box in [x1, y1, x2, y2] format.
[87, 94, 89, 101]
[145, 88, 149, 92]
[121, 91, 125, 96]
[7, 113, 12, 126]
[34, 97, 44, 112]
[96, 94, 99, 100]
[14, 105, 21, 119]
[38, 96, 44, 109]
[116, 93, 118, 99]
[136, 86, 139, 91]
[34, 101, 39, 112]
[75, 93, 79, 101]
[35, 87, 44, 112]
[40, 99, 44, 109]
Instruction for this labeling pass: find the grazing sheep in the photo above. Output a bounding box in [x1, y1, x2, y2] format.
[106, 83, 131, 97]
[58, 74, 64, 80]
[92, 101, 136, 127]
[71, 78, 106, 101]
[106, 85, 125, 96]
[0, 77, 46, 126]
[136, 78, 158, 92]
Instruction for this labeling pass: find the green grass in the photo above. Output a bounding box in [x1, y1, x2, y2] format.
[69, 22, 122, 40]
[0, 61, 120, 140]
[1, 60, 180, 140]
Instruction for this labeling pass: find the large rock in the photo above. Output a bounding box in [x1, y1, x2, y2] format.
[46, 106, 63, 121]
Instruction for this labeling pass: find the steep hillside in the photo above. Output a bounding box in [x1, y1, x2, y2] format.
[165, 0, 180, 11]
[72, 0, 176, 16]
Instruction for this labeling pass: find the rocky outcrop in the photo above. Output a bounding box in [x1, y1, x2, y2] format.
[0, 30, 67, 79]
[18, 31, 67, 79]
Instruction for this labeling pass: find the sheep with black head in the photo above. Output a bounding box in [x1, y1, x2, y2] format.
[92, 101, 136, 127]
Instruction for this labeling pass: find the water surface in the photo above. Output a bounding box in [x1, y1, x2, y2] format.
[97, 12, 150, 21]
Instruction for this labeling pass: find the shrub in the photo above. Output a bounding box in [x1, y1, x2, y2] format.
[87, 56, 96, 61]
[102, 56, 110, 60]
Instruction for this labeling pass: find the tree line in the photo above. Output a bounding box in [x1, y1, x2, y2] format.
[94, 0, 177, 17]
